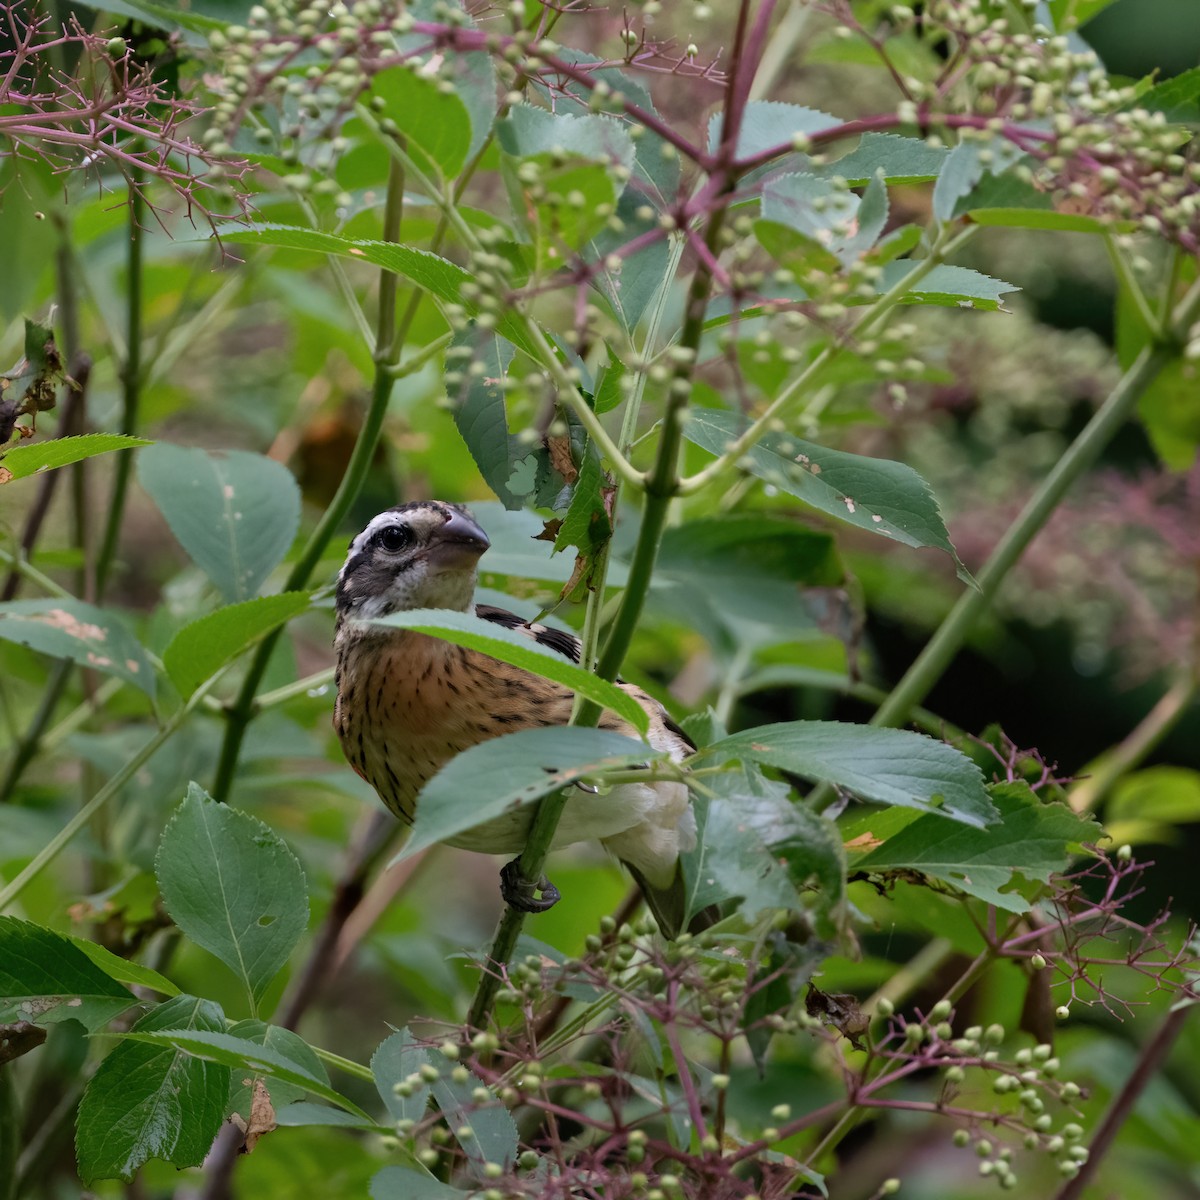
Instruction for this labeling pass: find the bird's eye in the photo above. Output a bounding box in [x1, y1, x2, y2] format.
[376, 525, 412, 553]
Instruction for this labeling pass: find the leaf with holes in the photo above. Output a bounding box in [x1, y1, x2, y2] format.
[683, 408, 970, 582]
[137, 444, 300, 603]
[154, 784, 308, 1011]
[701, 722, 996, 827]
[855, 783, 1099, 911]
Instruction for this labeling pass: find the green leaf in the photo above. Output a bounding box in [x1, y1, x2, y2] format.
[0, 916, 135, 1032]
[67, 938, 180, 998]
[426, 1050, 518, 1174]
[760, 173, 880, 269]
[932, 139, 1026, 224]
[818, 133, 950, 185]
[401, 727, 658, 859]
[366, 609, 649, 733]
[371, 1166, 469, 1199]
[0, 434, 151, 482]
[0, 599, 156, 698]
[1109, 766, 1200, 824]
[372, 1027, 432, 1124]
[226, 1020, 330, 1114]
[137, 444, 301, 603]
[122, 1029, 370, 1119]
[449, 331, 566, 509]
[877, 261, 1020, 311]
[593, 354, 626, 414]
[276, 1102, 379, 1129]
[682, 408, 969, 580]
[76, 995, 229, 1184]
[965, 207, 1120, 234]
[701, 722, 997, 827]
[498, 106, 635, 252]
[1133, 64, 1200, 124]
[218, 225, 541, 361]
[654, 514, 841, 643]
[368, 66, 472, 177]
[155, 783, 309, 1011]
[698, 797, 803, 916]
[553, 448, 612, 558]
[709, 101, 837, 159]
[855, 783, 1099, 911]
[163, 593, 311, 699]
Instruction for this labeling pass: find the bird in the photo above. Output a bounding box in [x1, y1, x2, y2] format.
[332, 500, 698, 937]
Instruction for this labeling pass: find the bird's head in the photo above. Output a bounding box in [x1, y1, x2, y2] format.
[335, 501, 490, 622]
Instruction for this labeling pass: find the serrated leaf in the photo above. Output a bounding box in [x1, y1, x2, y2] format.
[0, 434, 151, 482]
[966, 207, 1119, 234]
[696, 797, 803, 916]
[163, 593, 311, 699]
[0, 917, 135, 1032]
[1133, 64, 1200, 124]
[877, 261, 1020, 311]
[758, 172, 873, 268]
[372, 1027, 433, 1124]
[76, 995, 228, 1184]
[155, 784, 308, 1011]
[226, 1019, 330, 1115]
[819, 133, 950, 185]
[366, 609, 649, 733]
[137, 444, 300, 603]
[702, 722, 997, 827]
[0, 599, 156, 698]
[855, 783, 1099, 910]
[216, 225, 539, 360]
[682, 408, 969, 580]
[449, 331, 564, 510]
[123, 1029, 370, 1119]
[426, 1050, 518, 1174]
[592, 355, 626, 414]
[553, 448, 611, 557]
[932, 139, 1027, 223]
[368, 66, 472, 176]
[710, 100, 837, 160]
[401, 727, 658, 859]
[67, 937, 180, 998]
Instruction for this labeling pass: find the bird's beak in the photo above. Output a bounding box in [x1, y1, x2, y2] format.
[427, 509, 490, 570]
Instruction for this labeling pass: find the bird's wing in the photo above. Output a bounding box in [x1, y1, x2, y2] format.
[473, 602, 695, 753]
[475, 603, 584, 663]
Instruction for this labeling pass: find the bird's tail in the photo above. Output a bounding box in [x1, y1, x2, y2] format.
[624, 861, 717, 939]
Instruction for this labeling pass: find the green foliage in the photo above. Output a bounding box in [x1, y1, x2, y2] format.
[155, 784, 309, 1012]
[3, 0, 1199, 1196]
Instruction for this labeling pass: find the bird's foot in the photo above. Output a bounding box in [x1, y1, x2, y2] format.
[500, 859, 561, 913]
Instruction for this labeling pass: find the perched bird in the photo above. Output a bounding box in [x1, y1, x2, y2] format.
[333, 500, 697, 936]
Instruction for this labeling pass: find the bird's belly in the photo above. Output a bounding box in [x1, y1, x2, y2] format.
[443, 782, 665, 854]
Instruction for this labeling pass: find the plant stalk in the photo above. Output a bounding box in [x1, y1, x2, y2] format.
[870, 278, 1200, 731]
[210, 157, 407, 803]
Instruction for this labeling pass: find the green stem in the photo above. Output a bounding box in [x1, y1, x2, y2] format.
[1105, 233, 1162, 340]
[96, 172, 144, 600]
[677, 226, 977, 496]
[210, 158, 407, 804]
[0, 680, 217, 912]
[870, 278, 1200, 731]
[255, 667, 336, 710]
[1069, 672, 1199, 814]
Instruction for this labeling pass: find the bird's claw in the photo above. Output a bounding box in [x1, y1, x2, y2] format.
[500, 859, 561, 913]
